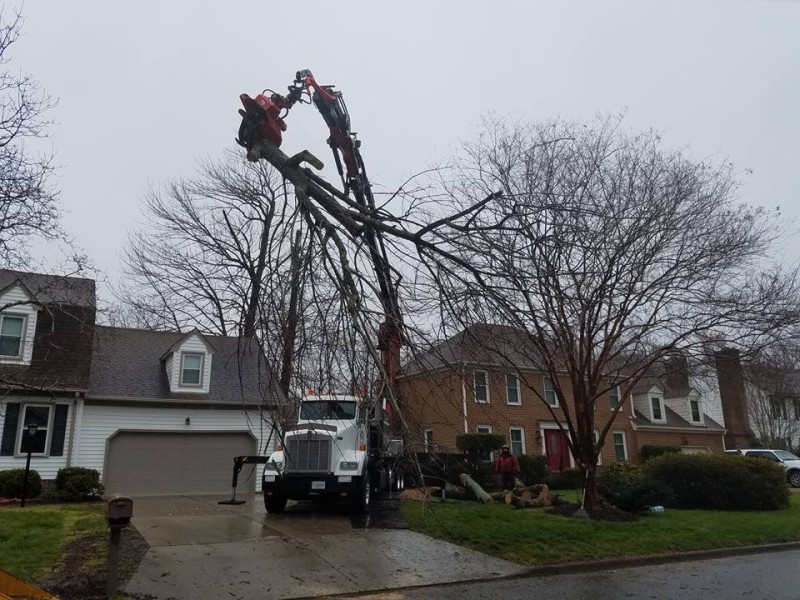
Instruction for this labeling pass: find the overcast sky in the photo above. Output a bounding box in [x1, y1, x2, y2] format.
[12, 1, 800, 300]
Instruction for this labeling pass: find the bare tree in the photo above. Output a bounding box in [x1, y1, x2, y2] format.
[411, 115, 800, 508]
[742, 343, 800, 449]
[0, 10, 63, 267]
[118, 150, 378, 401]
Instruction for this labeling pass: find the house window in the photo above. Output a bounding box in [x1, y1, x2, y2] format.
[506, 373, 521, 405]
[650, 396, 664, 421]
[509, 427, 525, 457]
[770, 397, 786, 419]
[689, 399, 702, 423]
[544, 377, 558, 407]
[474, 370, 489, 403]
[180, 352, 205, 386]
[613, 431, 628, 461]
[0, 314, 25, 358]
[17, 405, 51, 455]
[477, 425, 493, 461]
[423, 428, 434, 453]
[609, 386, 620, 410]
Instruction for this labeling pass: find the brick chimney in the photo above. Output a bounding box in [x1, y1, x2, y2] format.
[715, 348, 755, 448]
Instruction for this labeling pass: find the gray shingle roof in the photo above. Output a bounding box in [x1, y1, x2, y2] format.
[632, 406, 725, 431]
[400, 324, 546, 375]
[88, 326, 285, 406]
[0, 269, 96, 308]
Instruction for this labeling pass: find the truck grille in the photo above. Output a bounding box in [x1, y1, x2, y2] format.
[286, 436, 332, 473]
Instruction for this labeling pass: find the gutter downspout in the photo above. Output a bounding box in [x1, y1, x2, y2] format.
[461, 363, 468, 433]
[67, 393, 85, 467]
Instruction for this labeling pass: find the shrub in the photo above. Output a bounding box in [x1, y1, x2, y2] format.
[640, 445, 682, 462]
[518, 454, 548, 485]
[545, 468, 584, 490]
[55, 467, 104, 501]
[598, 461, 672, 512]
[0, 468, 42, 499]
[456, 433, 506, 473]
[644, 453, 789, 511]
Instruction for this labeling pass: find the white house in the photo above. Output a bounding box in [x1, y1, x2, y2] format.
[0, 269, 285, 496]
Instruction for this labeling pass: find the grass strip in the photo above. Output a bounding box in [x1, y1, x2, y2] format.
[401, 493, 800, 565]
[0, 503, 106, 581]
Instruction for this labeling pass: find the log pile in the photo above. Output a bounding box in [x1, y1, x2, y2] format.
[490, 484, 552, 509]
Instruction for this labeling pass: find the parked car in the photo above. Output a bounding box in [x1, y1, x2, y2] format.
[725, 448, 800, 487]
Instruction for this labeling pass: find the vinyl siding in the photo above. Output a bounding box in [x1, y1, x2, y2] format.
[167, 335, 213, 393]
[0, 397, 75, 478]
[0, 283, 39, 365]
[76, 404, 274, 478]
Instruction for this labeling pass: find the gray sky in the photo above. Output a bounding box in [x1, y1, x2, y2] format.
[12, 1, 800, 299]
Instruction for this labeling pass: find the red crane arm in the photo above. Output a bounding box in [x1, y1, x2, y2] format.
[236, 70, 405, 385]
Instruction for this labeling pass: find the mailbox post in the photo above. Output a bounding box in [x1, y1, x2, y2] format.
[106, 496, 133, 599]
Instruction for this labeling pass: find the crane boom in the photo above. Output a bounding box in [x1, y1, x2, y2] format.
[236, 70, 405, 386]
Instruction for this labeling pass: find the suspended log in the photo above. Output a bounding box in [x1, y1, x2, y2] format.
[459, 473, 493, 503]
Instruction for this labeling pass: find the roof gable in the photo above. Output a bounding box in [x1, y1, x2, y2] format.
[89, 326, 284, 406]
[160, 329, 217, 360]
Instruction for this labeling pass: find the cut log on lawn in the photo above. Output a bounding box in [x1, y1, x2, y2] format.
[444, 482, 471, 500]
[537, 484, 551, 507]
[459, 473, 493, 503]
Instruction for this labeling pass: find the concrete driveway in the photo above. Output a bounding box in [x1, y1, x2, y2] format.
[125, 494, 525, 600]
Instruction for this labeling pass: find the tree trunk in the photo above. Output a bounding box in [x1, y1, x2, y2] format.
[459, 473, 492, 503]
[278, 229, 304, 396]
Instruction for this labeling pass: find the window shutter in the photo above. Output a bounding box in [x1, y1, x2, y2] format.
[49, 405, 69, 457]
[1, 402, 20, 456]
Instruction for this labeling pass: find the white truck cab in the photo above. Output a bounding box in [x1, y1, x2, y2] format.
[263, 394, 400, 513]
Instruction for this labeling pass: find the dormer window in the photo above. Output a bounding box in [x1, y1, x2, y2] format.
[0, 314, 25, 358]
[180, 352, 204, 387]
[650, 395, 666, 423]
[689, 398, 702, 424]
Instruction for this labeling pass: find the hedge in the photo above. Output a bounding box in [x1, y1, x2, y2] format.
[544, 468, 584, 490]
[0, 468, 42, 499]
[644, 453, 789, 511]
[598, 461, 672, 512]
[54, 467, 104, 502]
[518, 454, 549, 485]
[640, 444, 682, 462]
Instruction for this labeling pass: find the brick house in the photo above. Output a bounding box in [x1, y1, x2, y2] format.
[397, 324, 726, 469]
[0, 269, 284, 496]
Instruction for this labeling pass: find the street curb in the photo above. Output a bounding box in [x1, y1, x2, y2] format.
[304, 541, 800, 599]
[517, 540, 800, 577]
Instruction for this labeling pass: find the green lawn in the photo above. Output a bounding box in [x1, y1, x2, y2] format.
[0, 503, 106, 581]
[401, 493, 800, 566]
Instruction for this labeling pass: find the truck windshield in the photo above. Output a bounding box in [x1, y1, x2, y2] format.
[300, 400, 357, 420]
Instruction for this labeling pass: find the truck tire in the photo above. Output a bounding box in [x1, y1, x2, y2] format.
[352, 474, 371, 514]
[265, 493, 287, 513]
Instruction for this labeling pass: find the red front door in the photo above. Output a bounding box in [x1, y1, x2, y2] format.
[544, 429, 571, 472]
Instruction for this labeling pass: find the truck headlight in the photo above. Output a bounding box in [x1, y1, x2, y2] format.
[265, 461, 283, 472]
[339, 461, 359, 470]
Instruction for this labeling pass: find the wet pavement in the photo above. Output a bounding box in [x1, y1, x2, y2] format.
[332, 547, 800, 600]
[125, 494, 524, 599]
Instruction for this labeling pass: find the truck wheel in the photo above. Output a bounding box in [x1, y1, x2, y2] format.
[353, 475, 371, 514]
[265, 493, 287, 513]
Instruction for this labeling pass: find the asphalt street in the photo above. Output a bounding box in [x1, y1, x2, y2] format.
[330, 548, 800, 600]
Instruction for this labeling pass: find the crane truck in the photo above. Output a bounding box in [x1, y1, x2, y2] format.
[236, 71, 406, 513]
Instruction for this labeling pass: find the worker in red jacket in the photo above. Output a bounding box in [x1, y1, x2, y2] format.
[495, 445, 520, 490]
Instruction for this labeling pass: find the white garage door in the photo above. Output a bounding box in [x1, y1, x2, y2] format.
[105, 431, 257, 496]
